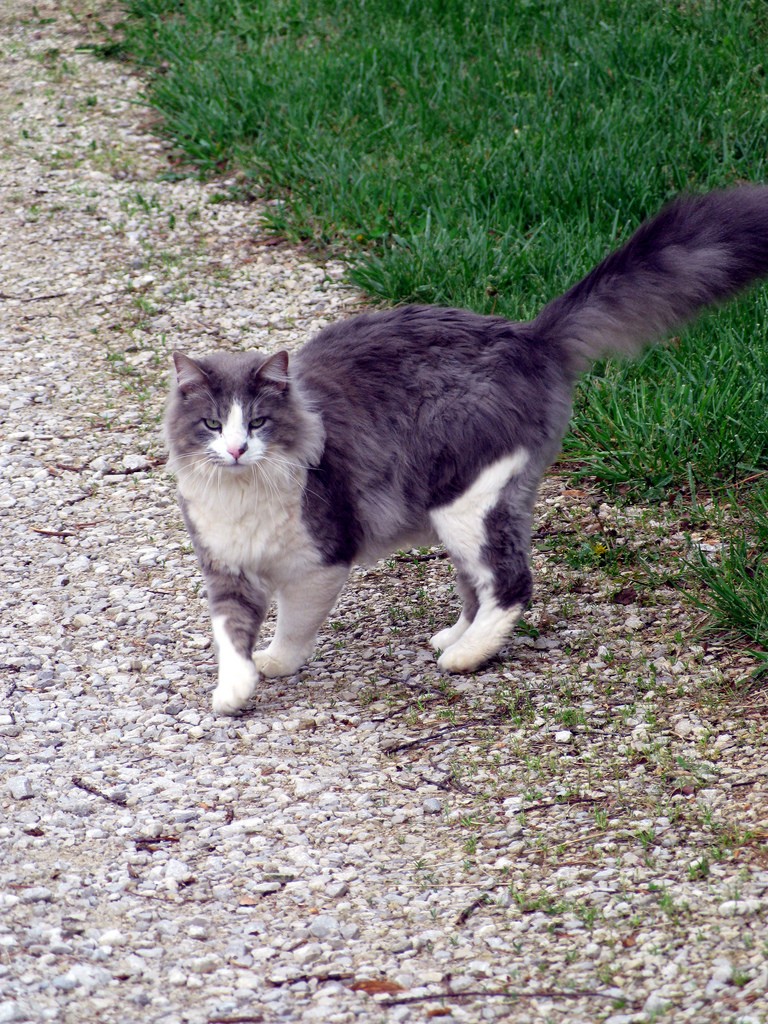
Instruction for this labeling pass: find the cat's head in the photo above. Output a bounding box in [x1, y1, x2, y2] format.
[164, 349, 324, 481]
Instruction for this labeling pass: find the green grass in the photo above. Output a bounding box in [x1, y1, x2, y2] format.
[118, 0, 768, 659]
[567, 299, 768, 499]
[687, 487, 768, 674]
[121, 0, 768, 308]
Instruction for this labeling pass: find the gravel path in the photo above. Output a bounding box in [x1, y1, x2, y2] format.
[1, 4, 767, 1024]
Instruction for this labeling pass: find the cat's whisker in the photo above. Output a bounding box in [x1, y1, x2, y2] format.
[257, 453, 324, 509]
[254, 465, 291, 519]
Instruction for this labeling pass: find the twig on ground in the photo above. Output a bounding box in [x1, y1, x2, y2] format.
[0, 291, 68, 301]
[380, 989, 640, 1007]
[456, 893, 493, 925]
[71, 776, 128, 805]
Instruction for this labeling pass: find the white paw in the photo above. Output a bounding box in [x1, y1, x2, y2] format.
[212, 662, 258, 715]
[430, 615, 470, 652]
[436, 630, 502, 673]
[437, 604, 522, 673]
[437, 643, 485, 674]
[252, 648, 304, 678]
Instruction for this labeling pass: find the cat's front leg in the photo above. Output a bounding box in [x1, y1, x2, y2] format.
[252, 563, 349, 677]
[204, 570, 269, 715]
[211, 616, 258, 715]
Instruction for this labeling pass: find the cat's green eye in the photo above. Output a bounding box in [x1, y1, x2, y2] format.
[203, 418, 222, 431]
[249, 417, 266, 430]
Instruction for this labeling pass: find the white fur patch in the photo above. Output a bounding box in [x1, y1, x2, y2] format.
[429, 451, 529, 670]
[437, 603, 523, 673]
[430, 613, 471, 652]
[211, 615, 258, 715]
[430, 450, 529, 593]
[177, 455, 322, 587]
[208, 402, 268, 466]
[431, 450, 528, 528]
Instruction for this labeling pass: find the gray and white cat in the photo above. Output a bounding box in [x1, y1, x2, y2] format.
[165, 187, 768, 714]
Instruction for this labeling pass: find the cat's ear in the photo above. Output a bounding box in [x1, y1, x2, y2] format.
[258, 351, 290, 392]
[173, 352, 208, 395]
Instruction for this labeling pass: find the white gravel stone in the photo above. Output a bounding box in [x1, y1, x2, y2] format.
[7, 777, 33, 801]
[293, 944, 324, 966]
[719, 899, 762, 917]
[326, 881, 349, 898]
[643, 992, 669, 1015]
[187, 956, 218, 975]
[164, 859, 194, 884]
[0, 1003, 30, 1024]
[308, 915, 339, 939]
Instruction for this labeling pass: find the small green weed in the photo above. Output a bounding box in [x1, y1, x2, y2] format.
[685, 487, 768, 668]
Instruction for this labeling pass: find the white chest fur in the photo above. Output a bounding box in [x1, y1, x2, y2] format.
[178, 463, 319, 584]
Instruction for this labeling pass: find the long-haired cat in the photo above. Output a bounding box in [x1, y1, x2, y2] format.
[165, 187, 768, 714]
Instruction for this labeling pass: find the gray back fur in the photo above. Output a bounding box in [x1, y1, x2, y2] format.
[166, 185, 768, 567]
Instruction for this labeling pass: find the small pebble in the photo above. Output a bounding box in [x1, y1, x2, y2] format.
[7, 778, 33, 801]
[308, 915, 339, 939]
[0, 1003, 29, 1024]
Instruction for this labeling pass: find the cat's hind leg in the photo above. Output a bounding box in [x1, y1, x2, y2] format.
[252, 563, 349, 677]
[430, 455, 533, 673]
[429, 570, 479, 652]
[436, 530, 531, 673]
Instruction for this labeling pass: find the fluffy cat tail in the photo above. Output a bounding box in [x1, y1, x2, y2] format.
[532, 185, 768, 372]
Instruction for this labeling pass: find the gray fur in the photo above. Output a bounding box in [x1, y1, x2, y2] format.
[165, 186, 768, 711]
[534, 185, 768, 370]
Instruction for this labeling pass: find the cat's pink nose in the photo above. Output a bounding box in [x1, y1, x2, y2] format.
[228, 444, 247, 461]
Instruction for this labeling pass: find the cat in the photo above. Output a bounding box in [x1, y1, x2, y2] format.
[165, 186, 768, 715]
